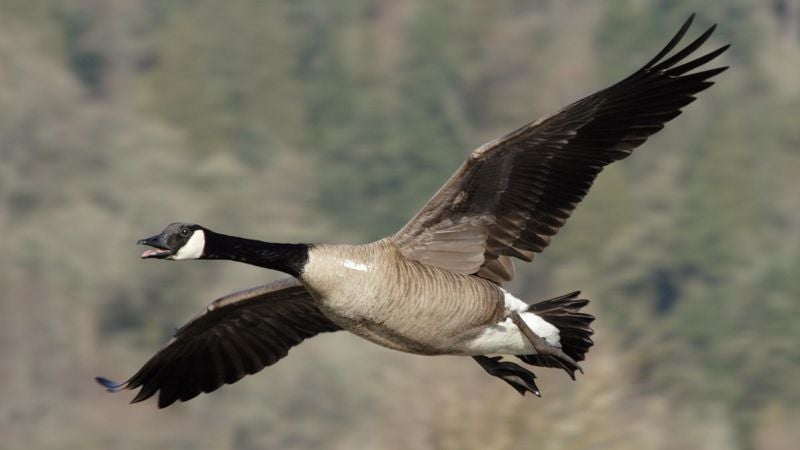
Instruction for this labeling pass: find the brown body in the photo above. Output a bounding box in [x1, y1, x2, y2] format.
[302, 240, 506, 355]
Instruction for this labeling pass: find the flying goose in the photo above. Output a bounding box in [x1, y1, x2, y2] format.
[97, 15, 728, 408]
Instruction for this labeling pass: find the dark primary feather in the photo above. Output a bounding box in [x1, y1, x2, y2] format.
[392, 14, 728, 283]
[95, 278, 340, 408]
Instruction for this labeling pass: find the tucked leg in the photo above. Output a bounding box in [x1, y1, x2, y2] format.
[511, 311, 583, 378]
[473, 355, 541, 397]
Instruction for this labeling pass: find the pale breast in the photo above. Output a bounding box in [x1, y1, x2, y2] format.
[300, 240, 506, 354]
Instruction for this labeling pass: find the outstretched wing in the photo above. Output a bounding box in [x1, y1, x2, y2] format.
[392, 15, 728, 284]
[96, 278, 340, 408]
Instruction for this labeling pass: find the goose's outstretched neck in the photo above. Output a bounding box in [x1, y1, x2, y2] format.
[203, 231, 310, 277]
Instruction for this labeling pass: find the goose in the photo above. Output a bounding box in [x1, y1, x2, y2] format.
[97, 15, 728, 408]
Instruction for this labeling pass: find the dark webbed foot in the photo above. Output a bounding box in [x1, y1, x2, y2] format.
[511, 311, 583, 379]
[473, 355, 541, 397]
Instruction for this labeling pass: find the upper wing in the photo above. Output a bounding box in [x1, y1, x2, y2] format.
[392, 15, 728, 283]
[96, 278, 341, 408]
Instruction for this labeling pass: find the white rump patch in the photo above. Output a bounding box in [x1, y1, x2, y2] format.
[463, 289, 561, 355]
[342, 259, 369, 272]
[173, 230, 206, 260]
[502, 289, 561, 347]
[521, 312, 561, 347]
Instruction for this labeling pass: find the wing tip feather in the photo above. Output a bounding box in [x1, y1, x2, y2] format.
[95, 376, 129, 392]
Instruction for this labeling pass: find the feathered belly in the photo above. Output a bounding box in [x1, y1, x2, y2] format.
[301, 248, 507, 355]
[312, 287, 490, 355]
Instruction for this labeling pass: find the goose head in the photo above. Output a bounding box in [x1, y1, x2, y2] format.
[138, 223, 207, 260]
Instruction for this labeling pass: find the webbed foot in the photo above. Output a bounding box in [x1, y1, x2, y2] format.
[473, 355, 541, 397]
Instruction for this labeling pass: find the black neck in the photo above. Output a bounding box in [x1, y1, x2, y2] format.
[202, 231, 310, 277]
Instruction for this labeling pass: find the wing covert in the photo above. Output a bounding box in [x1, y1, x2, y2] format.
[392, 15, 728, 283]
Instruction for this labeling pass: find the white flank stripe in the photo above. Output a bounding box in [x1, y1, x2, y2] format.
[342, 259, 369, 272]
[174, 230, 206, 260]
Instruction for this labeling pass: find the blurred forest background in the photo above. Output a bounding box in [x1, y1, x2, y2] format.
[1, 1, 799, 449]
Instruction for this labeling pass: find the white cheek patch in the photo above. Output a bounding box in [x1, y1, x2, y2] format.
[173, 230, 206, 260]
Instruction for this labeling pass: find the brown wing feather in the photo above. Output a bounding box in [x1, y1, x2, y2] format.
[392, 15, 728, 283]
[96, 278, 340, 408]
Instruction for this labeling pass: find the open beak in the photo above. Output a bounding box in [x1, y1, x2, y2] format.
[137, 233, 172, 259]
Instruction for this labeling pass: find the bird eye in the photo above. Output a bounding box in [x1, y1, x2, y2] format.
[180, 228, 190, 236]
